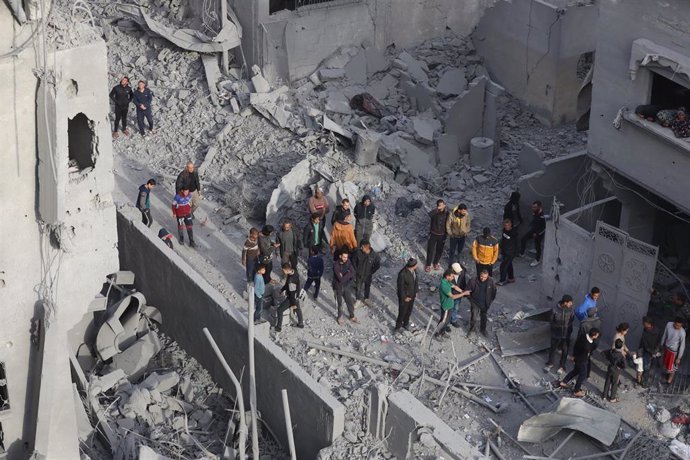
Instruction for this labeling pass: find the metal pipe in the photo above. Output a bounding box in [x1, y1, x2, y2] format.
[549, 431, 575, 458]
[203, 328, 246, 459]
[282, 389, 297, 460]
[247, 287, 260, 459]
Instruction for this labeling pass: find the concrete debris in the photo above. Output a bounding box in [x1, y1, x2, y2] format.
[322, 114, 354, 140]
[73, 385, 94, 442]
[445, 77, 488, 154]
[437, 67, 467, 97]
[379, 132, 437, 180]
[436, 134, 460, 173]
[349, 93, 388, 118]
[411, 114, 441, 145]
[344, 51, 367, 85]
[112, 331, 162, 381]
[265, 159, 314, 225]
[142, 371, 180, 393]
[470, 137, 494, 169]
[519, 142, 545, 173]
[398, 51, 429, 84]
[353, 129, 381, 166]
[89, 369, 127, 396]
[251, 66, 271, 94]
[201, 54, 222, 106]
[319, 68, 346, 81]
[325, 92, 352, 115]
[365, 48, 389, 78]
[496, 323, 551, 357]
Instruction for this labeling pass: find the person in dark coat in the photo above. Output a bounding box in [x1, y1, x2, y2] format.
[277, 219, 301, 270]
[354, 195, 376, 246]
[274, 263, 304, 332]
[520, 200, 546, 266]
[258, 225, 278, 284]
[557, 328, 601, 397]
[396, 258, 419, 331]
[303, 213, 327, 253]
[425, 199, 450, 272]
[176, 162, 202, 215]
[503, 191, 523, 229]
[603, 338, 626, 402]
[333, 251, 358, 325]
[497, 218, 519, 285]
[466, 270, 497, 336]
[132, 80, 155, 136]
[304, 246, 325, 300]
[545, 295, 575, 373]
[135, 179, 156, 227]
[109, 76, 133, 137]
[637, 316, 660, 386]
[351, 240, 381, 307]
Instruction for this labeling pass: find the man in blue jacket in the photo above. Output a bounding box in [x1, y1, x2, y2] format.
[132, 80, 155, 136]
[575, 287, 601, 321]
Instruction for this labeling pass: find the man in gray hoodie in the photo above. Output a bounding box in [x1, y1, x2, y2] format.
[661, 317, 686, 384]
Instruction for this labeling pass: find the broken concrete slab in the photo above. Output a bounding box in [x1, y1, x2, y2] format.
[112, 331, 162, 381]
[201, 54, 222, 106]
[325, 92, 352, 115]
[402, 79, 435, 112]
[496, 323, 551, 357]
[387, 390, 484, 459]
[365, 48, 389, 78]
[437, 67, 467, 97]
[142, 371, 180, 393]
[73, 385, 93, 442]
[369, 231, 390, 253]
[322, 115, 354, 140]
[445, 76, 487, 153]
[518, 398, 621, 446]
[437, 134, 460, 174]
[366, 383, 389, 439]
[344, 51, 367, 86]
[519, 142, 546, 174]
[319, 68, 345, 81]
[398, 51, 428, 84]
[411, 115, 442, 145]
[89, 369, 127, 396]
[95, 292, 149, 361]
[251, 73, 271, 94]
[265, 159, 314, 225]
[367, 74, 398, 100]
[353, 129, 381, 166]
[379, 132, 437, 178]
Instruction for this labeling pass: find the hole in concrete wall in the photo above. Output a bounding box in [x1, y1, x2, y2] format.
[576, 52, 594, 82]
[0, 363, 10, 412]
[650, 72, 690, 108]
[68, 113, 96, 172]
[66, 79, 79, 98]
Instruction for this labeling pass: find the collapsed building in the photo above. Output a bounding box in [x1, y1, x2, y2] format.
[3, 0, 690, 458]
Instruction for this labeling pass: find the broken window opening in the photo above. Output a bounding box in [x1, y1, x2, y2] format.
[650, 71, 690, 109]
[68, 113, 96, 173]
[0, 363, 10, 413]
[269, 0, 296, 14]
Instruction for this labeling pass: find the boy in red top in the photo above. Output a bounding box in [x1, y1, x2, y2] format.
[172, 186, 196, 247]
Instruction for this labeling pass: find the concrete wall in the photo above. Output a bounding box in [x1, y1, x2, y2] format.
[472, 0, 597, 125]
[587, 0, 690, 214]
[234, 0, 498, 83]
[1, 7, 119, 456]
[116, 212, 345, 459]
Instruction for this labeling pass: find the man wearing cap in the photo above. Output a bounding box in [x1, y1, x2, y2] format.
[396, 258, 419, 331]
[450, 262, 468, 328]
[472, 227, 499, 277]
[545, 295, 575, 374]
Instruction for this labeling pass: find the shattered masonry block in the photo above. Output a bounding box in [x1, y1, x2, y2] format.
[251, 74, 271, 94]
[436, 67, 467, 97]
[518, 142, 545, 174]
[473, 174, 490, 185]
[397, 51, 428, 83]
[319, 68, 346, 81]
[111, 331, 162, 381]
[142, 371, 180, 393]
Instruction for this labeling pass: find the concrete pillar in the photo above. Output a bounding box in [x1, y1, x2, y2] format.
[483, 79, 504, 156]
[617, 191, 656, 242]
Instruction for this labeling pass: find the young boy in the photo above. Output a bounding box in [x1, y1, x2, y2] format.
[136, 179, 156, 227]
[603, 338, 626, 402]
[172, 186, 195, 247]
[253, 264, 266, 323]
[304, 246, 324, 300]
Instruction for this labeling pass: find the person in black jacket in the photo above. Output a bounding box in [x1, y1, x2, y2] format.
[176, 162, 202, 215]
[519, 201, 546, 267]
[277, 219, 301, 270]
[637, 316, 660, 386]
[425, 199, 450, 272]
[466, 270, 497, 336]
[303, 213, 326, 253]
[603, 338, 626, 402]
[545, 295, 574, 373]
[333, 251, 358, 325]
[258, 225, 278, 284]
[304, 246, 324, 300]
[274, 262, 304, 332]
[354, 195, 376, 246]
[109, 76, 133, 137]
[351, 241, 381, 307]
[497, 218, 519, 285]
[396, 258, 419, 331]
[557, 328, 600, 397]
[135, 179, 156, 227]
[132, 80, 155, 136]
[503, 191, 523, 229]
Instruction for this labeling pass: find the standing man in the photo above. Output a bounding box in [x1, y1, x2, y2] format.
[497, 219, 519, 285]
[308, 186, 330, 221]
[241, 228, 260, 283]
[303, 213, 326, 254]
[575, 287, 601, 321]
[258, 225, 279, 284]
[446, 203, 471, 264]
[253, 264, 266, 323]
[503, 191, 523, 229]
[109, 76, 132, 137]
[277, 219, 301, 269]
[471, 227, 499, 277]
[449, 263, 468, 328]
[274, 263, 304, 332]
[603, 339, 626, 403]
[466, 269, 497, 336]
[351, 240, 381, 308]
[304, 246, 325, 300]
[545, 295, 575, 374]
[333, 251, 358, 325]
[135, 179, 156, 227]
[557, 328, 601, 398]
[425, 199, 450, 272]
[660, 317, 686, 384]
[354, 195, 376, 246]
[171, 186, 196, 247]
[519, 200, 546, 267]
[434, 269, 468, 339]
[176, 162, 202, 217]
[132, 80, 155, 136]
[396, 258, 419, 332]
[330, 199, 357, 255]
[578, 307, 601, 340]
[637, 316, 660, 386]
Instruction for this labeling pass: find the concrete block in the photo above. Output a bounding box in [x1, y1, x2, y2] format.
[353, 130, 381, 166]
[180, 376, 195, 402]
[386, 390, 484, 459]
[111, 331, 162, 381]
[322, 115, 354, 140]
[345, 51, 367, 85]
[398, 51, 428, 84]
[518, 142, 545, 173]
[402, 79, 434, 112]
[445, 77, 487, 153]
[319, 68, 345, 81]
[142, 371, 180, 393]
[411, 115, 441, 145]
[265, 159, 313, 225]
[437, 134, 460, 173]
[89, 369, 127, 396]
[325, 92, 352, 115]
[473, 174, 490, 184]
[367, 74, 398, 100]
[436, 67, 467, 97]
[251, 74, 271, 93]
[469, 137, 494, 169]
[365, 47, 389, 77]
[379, 132, 437, 178]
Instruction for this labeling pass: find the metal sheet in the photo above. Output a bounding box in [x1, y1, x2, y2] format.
[498, 323, 551, 357]
[518, 397, 621, 446]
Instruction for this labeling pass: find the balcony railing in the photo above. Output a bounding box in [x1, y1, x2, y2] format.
[622, 111, 690, 153]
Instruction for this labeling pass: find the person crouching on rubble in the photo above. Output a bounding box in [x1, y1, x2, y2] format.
[172, 186, 196, 248]
[330, 199, 357, 256]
